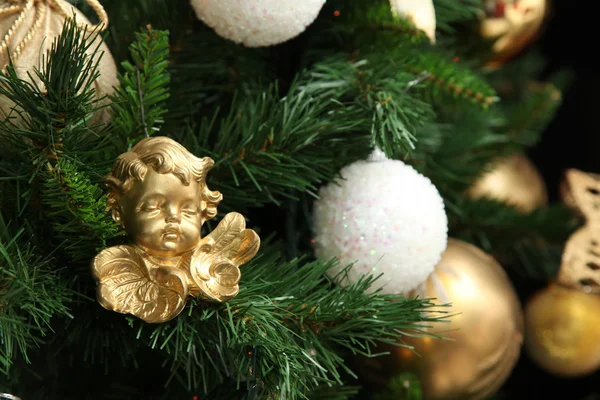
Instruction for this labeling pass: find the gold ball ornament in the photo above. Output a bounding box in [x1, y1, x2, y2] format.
[0, 0, 118, 124]
[524, 284, 600, 377]
[479, 0, 549, 67]
[362, 239, 524, 400]
[466, 153, 548, 213]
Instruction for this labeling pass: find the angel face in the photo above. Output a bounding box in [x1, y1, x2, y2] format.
[116, 169, 203, 257]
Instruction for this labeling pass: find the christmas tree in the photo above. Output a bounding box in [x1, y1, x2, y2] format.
[0, 0, 597, 399]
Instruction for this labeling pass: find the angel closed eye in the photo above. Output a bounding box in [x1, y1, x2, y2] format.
[141, 203, 161, 212]
[183, 206, 199, 216]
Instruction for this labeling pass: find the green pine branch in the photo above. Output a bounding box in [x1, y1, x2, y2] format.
[499, 81, 563, 146]
[78, 0, 191, 62]
[433, 0, 483, 32]
[41, 159, 123, 265]
[165, 26, 274, 128]
[374, 372, 422, 400]
[448, 197, 578, 280]
[0, 218, 72, 376]
[174, 76, 371, 213]
[404, 49, 498, 108]
[308, 385, 361, 400]
[110, 27, 170, 145]
[135, 249, 447, 399]
[0, 17, 106, 174]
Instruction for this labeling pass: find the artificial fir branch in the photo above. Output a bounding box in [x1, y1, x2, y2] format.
[448, 197, 577, 244]
[110, 27, 170, 145]
[402, 50, 498, 107]
[78, 0, 192, 62]
[500, 81, 563, 146]
[174, 78, 372, 213]
[308, 385, 361, 400]
[166, 26, 274, 128]
[134, 250, 446, 399]
[373, 373, 422, 400]
[0, 17, 104, 169]
[42, 160, 122, 265]
[448, 197, 578, 279]
[0, 219, 72, 375]
[432, 0, 483, 34]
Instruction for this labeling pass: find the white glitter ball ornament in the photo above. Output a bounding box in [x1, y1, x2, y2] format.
[190, 0, 326, 47]
[313, 149, 448, 294]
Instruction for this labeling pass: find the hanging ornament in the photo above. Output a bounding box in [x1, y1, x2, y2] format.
[359, 239, 524, 400]
[190, 0, 326, 47]
[0, 0, 118, 123]
[479, 0, 549, 67]
[524, 168, 600, 377]
[466, 153, 548, 213]
[524, 284, 600, 377]
[389, 0, 436, 43]
[312, 149, 448, 295]
[92, 137, 260, 323]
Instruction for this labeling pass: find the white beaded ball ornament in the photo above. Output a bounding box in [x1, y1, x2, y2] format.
[313, 149, 448, 294]
[190, 0, 326, 47]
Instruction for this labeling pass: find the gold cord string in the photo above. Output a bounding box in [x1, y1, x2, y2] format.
[0, 0, 109, 66]
[11, 0, 45, 61]
[0, 0, 33, 57]
[0, 3, 23, 16]
[52, 0, 108, 30]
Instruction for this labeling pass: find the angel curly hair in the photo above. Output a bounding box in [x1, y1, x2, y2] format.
[104, 136, 222, 221]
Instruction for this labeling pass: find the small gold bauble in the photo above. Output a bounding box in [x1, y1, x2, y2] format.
[524, 284, 600, 377]
[479, 0, 549, 67]
[467, 153, 548, 213]
[361, 239, 524, 400]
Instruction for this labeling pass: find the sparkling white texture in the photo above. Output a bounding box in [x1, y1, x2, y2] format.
[190, 0, 326, 47]
[389, 0, 437, 43]
[313, 154, 448, 294]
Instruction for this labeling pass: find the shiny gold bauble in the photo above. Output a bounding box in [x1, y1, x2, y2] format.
[467, 153, 548, 213]
[524, 284, 600, 377]
[361, 239, 524, 400]
[479, 0, 549, 67]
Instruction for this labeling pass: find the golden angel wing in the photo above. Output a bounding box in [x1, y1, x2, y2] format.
[92, 245, 189, 323]
[190, 212, 260, 302]
[205, 212, 261, 265]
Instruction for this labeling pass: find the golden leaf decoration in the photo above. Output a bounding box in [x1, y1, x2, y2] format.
[92, 245, 189, 323]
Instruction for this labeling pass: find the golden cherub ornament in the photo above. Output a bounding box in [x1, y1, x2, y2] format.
[92, 137, 260, 323]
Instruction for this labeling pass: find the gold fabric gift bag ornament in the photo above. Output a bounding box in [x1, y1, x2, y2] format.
[0, 0, 118, 122]
[92, 137, 260, 323]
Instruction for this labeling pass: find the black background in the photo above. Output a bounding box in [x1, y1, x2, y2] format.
[506, 0, 600, 398]
[532, 0, 599, 197]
